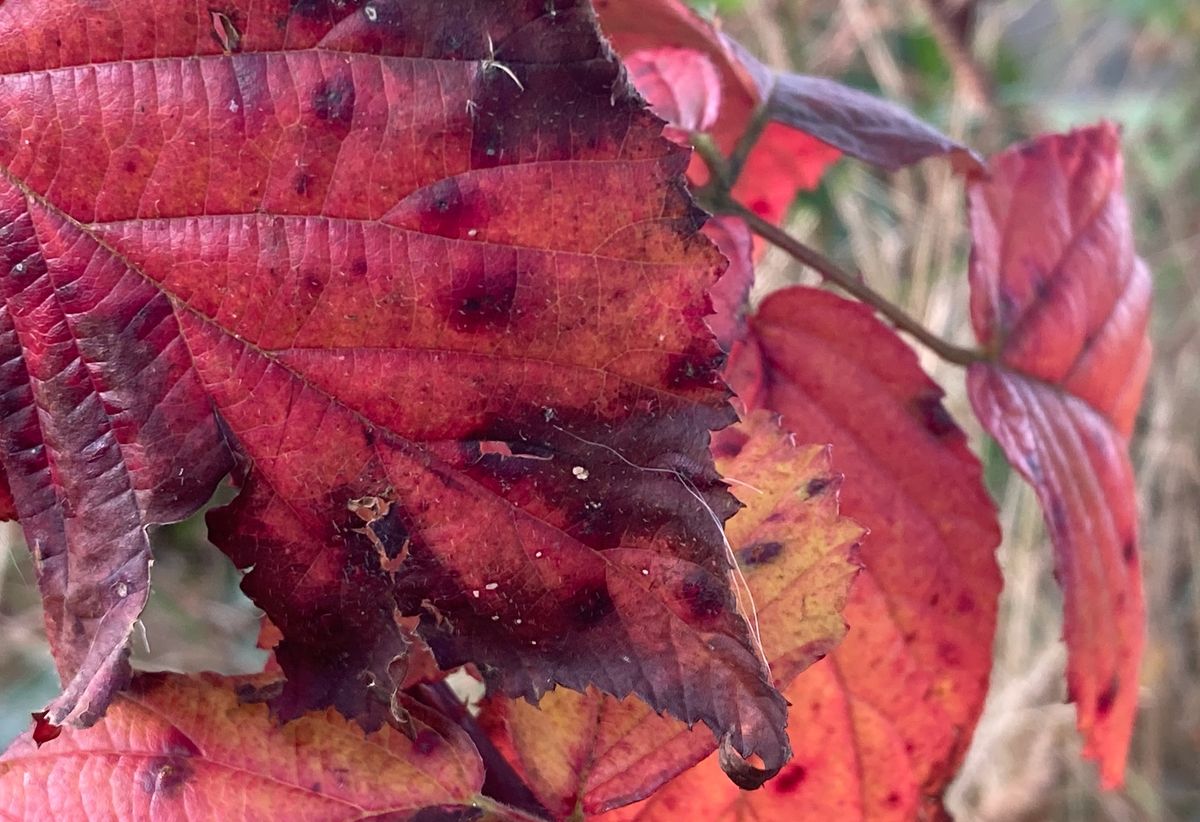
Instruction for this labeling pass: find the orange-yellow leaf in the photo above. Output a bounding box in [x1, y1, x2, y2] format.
[0, 672, 486, 820]
[714, 286, 1002, 818]
[481, 412, 863, 815]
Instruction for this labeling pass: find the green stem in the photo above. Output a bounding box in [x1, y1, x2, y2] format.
[690, 133, 731, 189]
[727, 202, 986, 367]
[724, 104, 770, 187]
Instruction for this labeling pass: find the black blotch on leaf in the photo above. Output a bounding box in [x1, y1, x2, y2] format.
[911, 391, 958, 438]
[806, 476, 832, 497]
[665, 342, 726, 390]
[681, 571, 727, 619]
[1096, 676, 1120, 718]
[1123, 538, 1137, 564]
[567, 582, 615, 628]
[311, 75, 356, 124]
[411, 728, 441, 756]
[136, 755, 193, 796]
[772, 764, 807, 793]
[739, 541, 783, 566]
[410, 179, 489, 238]
[442, 267, 518, 333]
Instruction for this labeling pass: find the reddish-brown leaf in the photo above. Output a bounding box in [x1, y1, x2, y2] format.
[718, 287, 1002, 817]
[0, 672, 486, 820]
[481, 412, 863, 815]
[722, 38, 983, 175]
[0, 0, 788, 777]
[965, 123, 1151, 787]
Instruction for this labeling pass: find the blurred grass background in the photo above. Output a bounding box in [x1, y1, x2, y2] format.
[1, 1, 1196, 819]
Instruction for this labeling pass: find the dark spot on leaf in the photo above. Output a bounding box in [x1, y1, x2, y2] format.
[1123, 538, 1137, 564]
[411, 728, 440, 756]
[442, 267, 518, 333]
[122, 159, 138, 174]
[137, 756, 193, 796]
[1097, 676, 1119, 718]
[408, 179, 489, 238]
[937, 641, 961, 666]
[350, 257, 369, 277]
[665, 343, 725, 390]
[928, 593, 941, 607]
[806, 476, 832, 497]
[1048, 499, 1069, 534]
[885, 791, 901, 807]
[772, 764, 807, 793]
[293, 172, 314, 196]
[311, 75, 356, 125]
[956, 594, 975, 613]
[911, 391, 957, 438]
[738, 541, 783, 566]
[681, 571, 726, 619]
[567, 582, 615, 628]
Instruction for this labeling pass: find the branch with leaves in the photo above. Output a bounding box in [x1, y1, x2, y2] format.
[0, 0, 1150, 818]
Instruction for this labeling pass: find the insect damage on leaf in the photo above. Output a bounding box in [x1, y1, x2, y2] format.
[0, 0, 790, 783]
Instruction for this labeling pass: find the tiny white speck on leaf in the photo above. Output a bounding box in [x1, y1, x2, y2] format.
[572, 466, 589, 481]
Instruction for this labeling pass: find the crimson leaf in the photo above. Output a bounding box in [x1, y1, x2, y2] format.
[965, 123, 1151, 787]
[0, 0, 788, 780]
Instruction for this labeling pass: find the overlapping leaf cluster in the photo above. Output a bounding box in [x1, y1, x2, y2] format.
[0, 0, 1150, 819]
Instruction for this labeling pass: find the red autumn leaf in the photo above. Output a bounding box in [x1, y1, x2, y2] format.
[0, 672, 489, 820]
[480, 412, 863, 814]
[0, 0, 789, 779]
[29, 713, 61, 748]
[623, 48, 722, 136]
[965, 123, 1151, 787]
[702, 216, 755, 350]
[717, 287, 1002, 818]
[595, 0, 839, 225]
